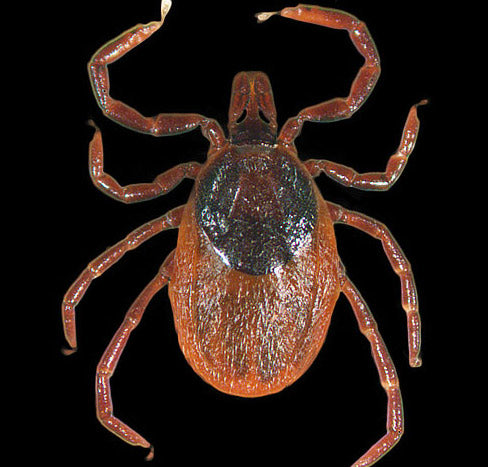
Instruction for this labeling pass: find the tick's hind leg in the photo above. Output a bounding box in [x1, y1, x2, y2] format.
[341, 274, 403, 467]
[95, 251, 175, 460]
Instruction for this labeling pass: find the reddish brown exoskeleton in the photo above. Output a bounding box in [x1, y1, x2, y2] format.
[62, 1, 425, 465]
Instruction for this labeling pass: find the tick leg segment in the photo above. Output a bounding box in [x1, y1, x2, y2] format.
[258, 5, 380, 144]
[62, 206, 184, 351]
[341, 275, 403, 467]
[96, 252, 175, 460]
[88, 120, 201, 203]
[304, 101, 427, 190]
[328, 202, 421, 367]
[88, 0, 225, 149]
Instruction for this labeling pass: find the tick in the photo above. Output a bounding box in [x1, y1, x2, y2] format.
[62, 1, 425, 465]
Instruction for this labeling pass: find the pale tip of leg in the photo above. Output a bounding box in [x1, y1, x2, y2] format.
[417, 98, 429, 107]
[61, 346, 78, 356]
[144, 445, 155, 462]
[255, 11, 278, 23]
[410, 356, 423, 368]
[161, 0, 172, 19]
[86, 119, 99, 131]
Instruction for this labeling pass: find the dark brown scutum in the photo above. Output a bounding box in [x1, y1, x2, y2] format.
[195, 148, 317, 276]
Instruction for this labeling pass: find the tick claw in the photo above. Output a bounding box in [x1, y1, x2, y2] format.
[144, 445, 154, 462]
[410, 356, 422, 368]
[160, 0, 172, 17]
[61, 346, 78, 356]
[86, 119, 99, 131]
[255, 11, 278, 23]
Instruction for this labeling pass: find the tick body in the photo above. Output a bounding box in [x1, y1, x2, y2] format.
[63, 1, 425, 465]
[173, 140, 340, 396]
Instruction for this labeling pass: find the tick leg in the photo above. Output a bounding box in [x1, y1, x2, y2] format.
[328, 202, 422, 367]
[96, 252, 175, 460]
[341, 275, 403, 467]
[257, 5, 380, 144]
[88, 120, 201, 203]
[88, 0, 225, 149]
[304, 100, 427, 190]
[61, 206, 183, 352]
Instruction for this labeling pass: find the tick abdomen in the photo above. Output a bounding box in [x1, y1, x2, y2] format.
[170, 199, 340, 397]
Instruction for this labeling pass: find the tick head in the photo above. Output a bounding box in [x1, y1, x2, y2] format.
[228, 71, 278, 145]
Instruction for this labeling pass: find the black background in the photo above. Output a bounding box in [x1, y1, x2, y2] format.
[29, 0, 460, 465]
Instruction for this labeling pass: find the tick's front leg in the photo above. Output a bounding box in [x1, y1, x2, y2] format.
[341, 275, 404, 467]
[257, 5, 380, 144]
[88, 0, 225, 149]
